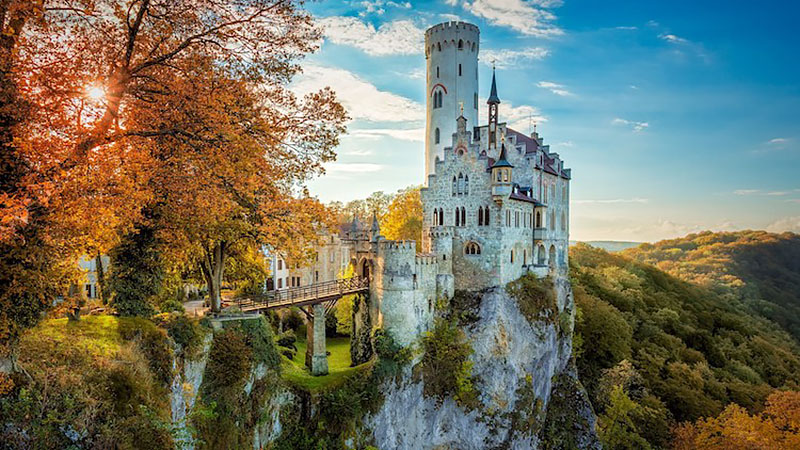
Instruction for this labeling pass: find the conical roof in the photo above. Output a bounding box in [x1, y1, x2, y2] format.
[491, 142, 514, 169]
[487, 68, 500, 104]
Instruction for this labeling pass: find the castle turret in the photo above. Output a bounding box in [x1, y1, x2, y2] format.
[491, 139, 513, 204]
[425, 21, 480, 180]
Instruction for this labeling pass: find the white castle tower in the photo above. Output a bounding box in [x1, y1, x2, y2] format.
[424, 21, 480, 180]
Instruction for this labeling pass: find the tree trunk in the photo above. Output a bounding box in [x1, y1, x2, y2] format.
[201, 240, 227, 313]
[95, 253, 107, 304]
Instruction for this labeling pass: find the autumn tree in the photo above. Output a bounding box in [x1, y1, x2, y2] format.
[381, 186, 423, 251]
[1, 0, 346, 368]
[673, 390, 800, 449]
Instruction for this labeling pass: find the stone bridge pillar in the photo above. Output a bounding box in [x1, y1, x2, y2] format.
[305, 303, 329, 376]
[350, 293, 373, 365]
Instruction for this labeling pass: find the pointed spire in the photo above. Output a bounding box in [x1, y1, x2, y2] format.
[371, 212, 380, 232]
[487, 67, 500, 105]
[350, 215, 361, 232]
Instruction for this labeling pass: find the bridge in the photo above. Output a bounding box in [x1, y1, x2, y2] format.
[232, 276, 370, 313]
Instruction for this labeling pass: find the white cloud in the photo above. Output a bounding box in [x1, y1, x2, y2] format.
[768, 137, 789, 145]
[351, 0, 412, 16]
[348, 127, 425, 142]
[766, 216, 800, 233]
[325, 163, 384, 174]
[734, 189, 760, 195]
[537, 80, 574, 97]
[573, 198, 649, 205]
[659, 33, 689, 44]
[612, 117, 648, 132]
[292, 65, 424, 123]
[734, 189, 798, 197]
[495, 103, 547, 132]
[615, 26, 637, 30]
[481, 47, 550, 68]
[318, 17, 424, 56]
[461, 0, 563, 37]
[440, 13, 462, 21]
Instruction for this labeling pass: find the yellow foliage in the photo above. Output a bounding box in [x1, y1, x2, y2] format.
[381, 186, 423, 252]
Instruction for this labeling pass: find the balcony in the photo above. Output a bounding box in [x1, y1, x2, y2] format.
[533, 227, 548, 241]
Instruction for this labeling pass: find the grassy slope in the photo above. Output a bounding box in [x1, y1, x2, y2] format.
[280, 336, 370, 392]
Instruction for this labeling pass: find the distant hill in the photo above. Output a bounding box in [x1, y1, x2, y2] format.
[570, 242, 800, 447]
[623, 231, 800, 341]
[570, 240, 642, 252]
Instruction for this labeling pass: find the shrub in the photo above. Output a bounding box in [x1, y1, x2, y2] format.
[153, 313, 204, 358]
[421, 318, 478, 409]
[118, 318, 174, 386]
[506, 274, 558, 325]
[283, 308, 304, 331]
[276, 330, 297, 351]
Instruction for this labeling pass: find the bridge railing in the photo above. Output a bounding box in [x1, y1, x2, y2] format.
[233, 276, 369, 310]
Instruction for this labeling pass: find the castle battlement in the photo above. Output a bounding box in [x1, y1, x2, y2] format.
[415, 254, 437, 265]
[380, 240, 416, 251]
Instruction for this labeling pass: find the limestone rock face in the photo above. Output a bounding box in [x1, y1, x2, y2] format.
[367, 278, 600, 449]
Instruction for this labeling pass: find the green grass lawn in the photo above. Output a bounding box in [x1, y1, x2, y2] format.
[30, 315, 124, 358]
[279, 335, 372, 392]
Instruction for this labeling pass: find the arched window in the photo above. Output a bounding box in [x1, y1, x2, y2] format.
[457, 173, 464, 195]
[464, 175, 469, 195]
[435, 127, 440, 144]
[437, 42, 441, 52]
[461, 207, 466, 226]
[458, 39, 463, 50]
[536, 211, 542, 228]
[477, 207, 483, 226]
[454, 208, 460, 226]
[484, 207, 489, 226]
[465, 242, 481, 255]
[439, 208, 444, 225]
[433, 209, 438, 226]
[452, 176, 457, 196]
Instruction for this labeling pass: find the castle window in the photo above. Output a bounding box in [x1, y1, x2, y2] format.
[458, 39, 463, 50]
[536, 211, 542, 228]
[433, 209, 439, 226]
[278, 278, 282, 289]
[452, 176, 457, 196]
[437, 42, 441, 52]
[506, 210, 511, 227]
[464, 175, 469, 195]
[455, 208, 460, 226]
[465, 242, 481, 255]
[477, 207, 483, 226]
[439, 208, 444, 225]
[437, 66, 440, 78]
[457, 173, 464, 195]
[472, 42, 476, 52]
[459, 64, 462, 76]
[515, 211, 519, 228]
[278, 259, 282, 270]
[484, 207, 489, 225]
[460, 207, 466, 226]
[510, 250, 514, 263]
[435, 127, 440, 144]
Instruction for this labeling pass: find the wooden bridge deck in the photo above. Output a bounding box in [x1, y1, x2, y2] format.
[232, 276, 369, 312]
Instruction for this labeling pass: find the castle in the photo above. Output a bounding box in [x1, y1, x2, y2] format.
[273, 21, 571, 348]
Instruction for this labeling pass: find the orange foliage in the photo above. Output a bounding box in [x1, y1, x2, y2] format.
[672, 391, 800, 449]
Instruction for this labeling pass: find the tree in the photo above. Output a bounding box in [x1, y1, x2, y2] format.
[673, 390, 800, 449]
[381, 186, 422, 251]
[107, 221, 163, 317]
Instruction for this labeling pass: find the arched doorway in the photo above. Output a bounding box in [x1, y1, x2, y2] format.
[537, 245, 546, 265]
[361, 258, 370, 279]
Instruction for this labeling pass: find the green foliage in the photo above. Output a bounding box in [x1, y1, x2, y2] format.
[540, 369, 598, 450]
[447, 289, 483, 325]
[118, 317, 174, 386]
[0, 316, 173, 449]
[108, 223, 164, 317]
[283, 308, 304, 332]
[624, 231, 800, 341]
[156, 313, 205, 358]
[421, 318, 479, 409]
[570, 241, 800, 447]
[506, 274, 558, 325]
[192, 317, 281, 450]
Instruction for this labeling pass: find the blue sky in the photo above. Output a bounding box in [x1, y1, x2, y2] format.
[293, 0, 800, 242]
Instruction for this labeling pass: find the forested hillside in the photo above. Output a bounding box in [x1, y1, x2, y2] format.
[570, 243, 800, 448]
[623, 231, 800, 340]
